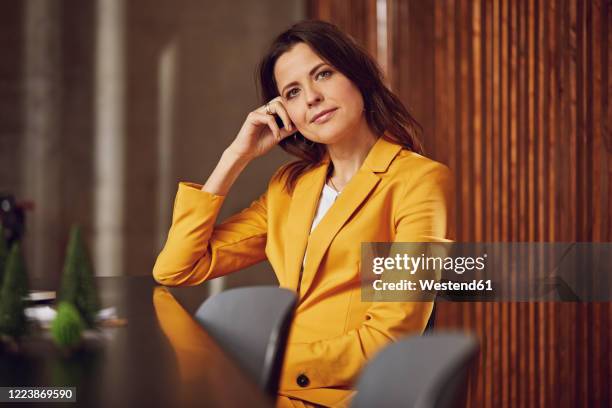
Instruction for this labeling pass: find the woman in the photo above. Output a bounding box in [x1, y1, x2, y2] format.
[153, 20, 453, 408]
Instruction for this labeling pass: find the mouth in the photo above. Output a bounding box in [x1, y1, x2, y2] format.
[310, 108, 338, 124]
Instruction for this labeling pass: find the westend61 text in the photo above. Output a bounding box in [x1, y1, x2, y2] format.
[372, 279, 493, 292]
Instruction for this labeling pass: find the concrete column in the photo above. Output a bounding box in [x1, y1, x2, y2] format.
[94, 0, 125, 276]
[156, 39, 179, 251]
[376, 0, 389, 77]
[22, 0, 62, 280]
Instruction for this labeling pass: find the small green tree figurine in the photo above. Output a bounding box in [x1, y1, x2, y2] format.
[50, 302, 85, 349]
[0, 224, 8, 285]
[59, 226, 100, 328]
[0, 243, 29, 340]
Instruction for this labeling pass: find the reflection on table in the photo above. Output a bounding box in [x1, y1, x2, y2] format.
[0, 277, 271, 408]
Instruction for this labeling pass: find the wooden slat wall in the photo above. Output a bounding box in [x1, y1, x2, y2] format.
[307, 0, 378, 56]
[308, 0, 611, 406]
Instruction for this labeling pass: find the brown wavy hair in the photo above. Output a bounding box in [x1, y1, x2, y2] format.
[257, 20, 423, 193]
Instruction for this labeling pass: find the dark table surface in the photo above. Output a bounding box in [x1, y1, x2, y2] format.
[0, 276, 272, 408]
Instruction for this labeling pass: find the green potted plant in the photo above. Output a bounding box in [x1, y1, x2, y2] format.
[50, 301, 85, 351]
[0, 243, 29, 348]
[58, 225, 100, 328]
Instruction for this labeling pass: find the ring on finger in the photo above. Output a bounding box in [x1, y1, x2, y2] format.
[265, 102, 273, 115]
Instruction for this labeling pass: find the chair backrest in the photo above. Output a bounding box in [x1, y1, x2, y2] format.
[351, 332, 479, 408]
[194, 286, 296, 396]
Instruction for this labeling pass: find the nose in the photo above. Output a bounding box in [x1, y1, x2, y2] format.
[304, 83, 323, 107]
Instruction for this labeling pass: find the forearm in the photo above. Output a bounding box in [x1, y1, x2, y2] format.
[154, 163, 270, 286]
[153, 183, 225, 286]
[202, 147, 251, 196]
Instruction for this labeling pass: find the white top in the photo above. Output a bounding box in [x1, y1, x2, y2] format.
[310, 183, 340, 232]
[302, 183, 340, 267]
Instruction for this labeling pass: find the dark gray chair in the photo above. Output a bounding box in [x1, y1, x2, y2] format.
[194, 286, 296, 396]
[351, 333, 479, 408]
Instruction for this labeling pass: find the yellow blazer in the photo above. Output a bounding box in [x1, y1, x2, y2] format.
[153, 137, 454, 407]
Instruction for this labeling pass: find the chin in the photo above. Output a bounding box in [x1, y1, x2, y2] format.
[307, 133, 342, 145]
[305, 124, 353, 145]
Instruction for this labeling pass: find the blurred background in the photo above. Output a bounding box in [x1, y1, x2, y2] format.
[0, 0, 304, 286]
[0, 0, 610, 406]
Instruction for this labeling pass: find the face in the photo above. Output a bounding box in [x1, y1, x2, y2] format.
[273, 42, 366, 145]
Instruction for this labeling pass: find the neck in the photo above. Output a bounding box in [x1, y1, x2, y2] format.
[326, 122, 378, 186]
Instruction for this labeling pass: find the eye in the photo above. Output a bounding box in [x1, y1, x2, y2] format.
[286, 88, 299, 99]
[315, 70, 332, 80]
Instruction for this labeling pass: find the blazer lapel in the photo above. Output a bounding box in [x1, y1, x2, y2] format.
[299, 138, 403, 298]
[283, 161, 329, 292]
[298, 169, 379, 297]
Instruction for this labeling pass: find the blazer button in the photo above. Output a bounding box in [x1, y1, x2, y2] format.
[296, 374, 310, 388]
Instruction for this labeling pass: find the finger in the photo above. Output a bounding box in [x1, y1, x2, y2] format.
[250, 110, 276, 126]
[270, 101, 293, 131]
[265, 100, 292, 131]
[275, 118, 297, 139]
[249, 112, 279, 139]
[256, 104, 270, 115]
[256, 97, 282, 115]
[262, 114, 282, 140]
[257, 98, 293, 130]
[278, 125, 297, 139]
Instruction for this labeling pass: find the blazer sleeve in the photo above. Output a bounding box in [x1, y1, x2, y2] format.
[152, 182, 268, 287]
[279, 163, 454, 391]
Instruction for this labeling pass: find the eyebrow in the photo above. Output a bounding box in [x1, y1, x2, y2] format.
[280, 62, 328, 96]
